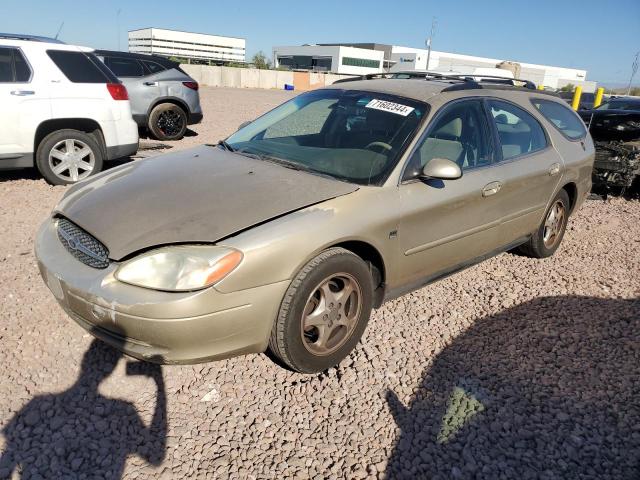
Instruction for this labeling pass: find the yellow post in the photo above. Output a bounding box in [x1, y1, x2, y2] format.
[593, 87, 604, 108]
[571, 86, 583, 111]
[537, 84, 544, 90]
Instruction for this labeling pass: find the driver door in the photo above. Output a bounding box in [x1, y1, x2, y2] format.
[395, 99, 505, 290]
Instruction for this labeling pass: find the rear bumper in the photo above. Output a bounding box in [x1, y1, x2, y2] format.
[106, 142, 138, 160]
[188, 112, 203, 125]
[35, 217, 287, 364]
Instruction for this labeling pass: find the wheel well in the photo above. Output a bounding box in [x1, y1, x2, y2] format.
[34, 119, 105, 157]
[333, 240, 386, 308]
[149, 98, 189, 117]
[562, 182, 578, 213]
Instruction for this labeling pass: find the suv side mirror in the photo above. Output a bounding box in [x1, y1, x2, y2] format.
[238, 120, 252, 130]
[420, 158, 462, 180]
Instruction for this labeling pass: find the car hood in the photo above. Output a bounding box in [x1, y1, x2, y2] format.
[55, 145, 358, 260]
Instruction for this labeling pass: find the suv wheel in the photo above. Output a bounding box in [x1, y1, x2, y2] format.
[36, 129, 103, 185]
[518, 189, 570, 258]
[148, 103, 187, 141]
[268, 248, 374, 373]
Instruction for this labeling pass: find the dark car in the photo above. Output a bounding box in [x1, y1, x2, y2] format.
[558, 91, 598, 111]
[579, 98, 640, 141]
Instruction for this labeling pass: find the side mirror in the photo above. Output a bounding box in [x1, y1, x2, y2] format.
[238, 120, 252, 130]
[420, 158, 462, 180]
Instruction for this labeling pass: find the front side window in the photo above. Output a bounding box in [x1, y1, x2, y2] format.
[226, 89, 427, 185]
[531, 98, 587, 140]
[105, 57, 144, 77]
[47, 50, 118, 83]
[403, 99, 491, 180]
[0, 47, 31, 82]
[488, 100, 547, 160]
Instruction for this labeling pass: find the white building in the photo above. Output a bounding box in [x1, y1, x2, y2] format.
[272, 43, 594, 91]
[128, 28, 245, 64]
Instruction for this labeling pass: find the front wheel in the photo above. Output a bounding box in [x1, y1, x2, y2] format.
[268, 248, 374, 373]
[518, 189, 570, 258]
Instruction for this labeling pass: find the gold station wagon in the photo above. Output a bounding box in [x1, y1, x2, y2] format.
[36, 73, 594, 373]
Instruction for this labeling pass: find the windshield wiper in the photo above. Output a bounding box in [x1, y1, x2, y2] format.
[217, 140, 235, 152]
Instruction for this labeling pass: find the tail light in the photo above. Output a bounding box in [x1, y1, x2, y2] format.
[183, 81, 199, 91]
[106, 83, 129, 100]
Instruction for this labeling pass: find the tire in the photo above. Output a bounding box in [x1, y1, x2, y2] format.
[36, 129, 104, 185]
[148, 103, 187, 141]
[268, 247, 374, 373]
[518, 189, 570, 258]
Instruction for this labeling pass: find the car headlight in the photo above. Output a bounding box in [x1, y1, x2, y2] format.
[115, 245, 243, 291]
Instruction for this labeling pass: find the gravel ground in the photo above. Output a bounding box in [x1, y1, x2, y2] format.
[1, 87, 639, 479]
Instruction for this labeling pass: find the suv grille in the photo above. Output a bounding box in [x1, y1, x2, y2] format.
[56, 218, 110, 269]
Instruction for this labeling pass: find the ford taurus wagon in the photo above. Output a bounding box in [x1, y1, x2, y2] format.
[36, 73, 594, 373]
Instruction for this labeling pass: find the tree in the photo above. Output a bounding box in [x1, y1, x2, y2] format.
[558, 83, 575, 93]
[251, 51, 271, 70]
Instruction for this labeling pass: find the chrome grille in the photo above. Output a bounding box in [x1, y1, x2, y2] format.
[56, 218, 110, 269]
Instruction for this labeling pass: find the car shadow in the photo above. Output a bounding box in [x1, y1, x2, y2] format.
[0, 326, 167, 479]
[385, 296, 640, 479]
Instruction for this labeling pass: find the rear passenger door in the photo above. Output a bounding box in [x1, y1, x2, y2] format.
[485, 99, 563, 243]
[103, 56, 156, 122]
[396, 99, 504, 288]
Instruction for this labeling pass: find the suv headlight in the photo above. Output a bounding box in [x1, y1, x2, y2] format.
[115, 245, 243, 291]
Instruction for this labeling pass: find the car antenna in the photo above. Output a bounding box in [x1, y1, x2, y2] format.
[54, 21, 64, 40]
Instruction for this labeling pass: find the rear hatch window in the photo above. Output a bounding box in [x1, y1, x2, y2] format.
[47, 50, 118, 83]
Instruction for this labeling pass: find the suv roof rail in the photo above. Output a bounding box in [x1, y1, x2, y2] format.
[333, 70, 541, 91]
[0, 33, 65, 44]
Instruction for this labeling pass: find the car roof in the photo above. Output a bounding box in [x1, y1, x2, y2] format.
[94, 49, 179, 68]
[0, 33, 65, 44]
[324, 75, 558, 103]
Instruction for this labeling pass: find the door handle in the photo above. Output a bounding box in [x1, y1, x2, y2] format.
[482, 181, 502, 197]
[143, 81, 158, 86]
[10, 90, 35, 96]
[548, 163, 561, 176]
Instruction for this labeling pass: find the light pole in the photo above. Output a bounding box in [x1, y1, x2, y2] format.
[425, 17, 437, 71]
[627, 51, 639, 96]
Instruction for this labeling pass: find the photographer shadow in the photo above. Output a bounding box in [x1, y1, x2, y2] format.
[385, 296, 640, 479]
[0, 326, 167, 479]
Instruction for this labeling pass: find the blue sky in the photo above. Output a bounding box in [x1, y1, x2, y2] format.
[2, 0, 639, 86]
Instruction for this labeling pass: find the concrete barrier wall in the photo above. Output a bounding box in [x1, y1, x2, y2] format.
[180, 64, 353, 91]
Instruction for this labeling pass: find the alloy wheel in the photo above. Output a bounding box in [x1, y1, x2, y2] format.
[543, 200, 566, 248]
[301, 273, 362, 356]
[48, 139, 95, 182]
[157, 110, 184, 137]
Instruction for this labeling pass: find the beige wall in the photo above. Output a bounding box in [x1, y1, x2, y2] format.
[181, 64, 354, 91]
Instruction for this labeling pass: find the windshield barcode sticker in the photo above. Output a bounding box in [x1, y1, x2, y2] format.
[365, 99, 415, 116]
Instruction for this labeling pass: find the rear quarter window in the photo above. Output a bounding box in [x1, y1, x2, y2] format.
[47, 50, 118, 83]
[531, 98, 587, 140]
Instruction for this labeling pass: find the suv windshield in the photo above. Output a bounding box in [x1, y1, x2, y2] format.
[596, 100, 640, 111]
[225, 89, 427, 185]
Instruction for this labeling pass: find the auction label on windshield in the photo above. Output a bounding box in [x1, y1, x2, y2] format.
[365, 99, 415, 116]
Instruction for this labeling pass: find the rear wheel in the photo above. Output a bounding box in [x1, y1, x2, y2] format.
[36, 129, 103, 185]
[268, 248, 374, 373]
[148, 103, 187, 141]
[518, 189, 570, 258]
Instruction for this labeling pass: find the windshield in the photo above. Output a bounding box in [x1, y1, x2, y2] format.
[225, 89, 428, 185]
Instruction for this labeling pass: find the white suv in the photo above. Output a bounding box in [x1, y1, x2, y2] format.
[0, 34, 139, 185]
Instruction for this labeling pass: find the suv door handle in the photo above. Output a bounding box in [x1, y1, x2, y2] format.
[548, 163, 561, 176]
[482, 181, 502, 197]
[143, 81, 158, 86]
[10, 90, 35, 96]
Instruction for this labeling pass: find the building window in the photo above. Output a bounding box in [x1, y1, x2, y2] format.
[341, 57, 380, 69]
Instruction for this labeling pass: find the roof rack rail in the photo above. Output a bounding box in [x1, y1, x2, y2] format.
[0, 33, 65, 44]
[332, 70, 539, 90]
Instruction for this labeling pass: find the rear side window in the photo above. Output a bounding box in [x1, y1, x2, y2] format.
[142, 60, 166, 74]
[105, 56, 144, 77]
[531, 98, 586, 140]
[488, 100, 547, 160]
[47, 50, 118, 83]
[0, 47, 31, 82]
